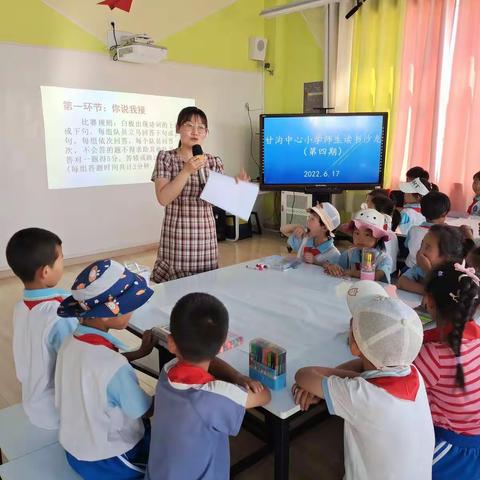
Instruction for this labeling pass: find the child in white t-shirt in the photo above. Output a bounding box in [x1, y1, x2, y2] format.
[293, 280, 435, 480]
[6, 228, 78, 430]
[280, 202, 341, 266]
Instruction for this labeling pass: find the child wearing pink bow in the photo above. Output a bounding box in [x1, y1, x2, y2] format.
[413, 261, 480, 480]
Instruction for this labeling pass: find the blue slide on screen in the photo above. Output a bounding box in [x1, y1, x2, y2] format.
[262, 115, 385, 185]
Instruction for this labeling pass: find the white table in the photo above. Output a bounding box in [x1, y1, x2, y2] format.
[446, 215, 480, 238]
[130, 261, 422, 479]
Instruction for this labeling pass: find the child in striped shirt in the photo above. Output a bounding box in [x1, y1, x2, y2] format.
[414, 261, 480, 479]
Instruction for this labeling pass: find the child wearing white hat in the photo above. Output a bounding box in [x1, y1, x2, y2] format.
[280, 202, 341, 266]
[397, 177, 433, 234]
[293, 280, 435, 480]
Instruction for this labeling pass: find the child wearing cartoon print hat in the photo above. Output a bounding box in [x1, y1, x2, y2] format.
[281, 202, 341, 265]
[55, 259, 155, 480]
[325, 208, 395, 283]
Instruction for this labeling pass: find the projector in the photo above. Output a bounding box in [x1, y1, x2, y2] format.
[114, 43, 168, 64]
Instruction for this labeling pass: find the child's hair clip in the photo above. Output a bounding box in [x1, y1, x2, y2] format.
[449, 291, 460, 304]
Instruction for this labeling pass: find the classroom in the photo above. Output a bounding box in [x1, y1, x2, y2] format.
[1, 1, 480, 479]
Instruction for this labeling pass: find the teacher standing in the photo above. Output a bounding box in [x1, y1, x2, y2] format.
[151, 106, 248, 283]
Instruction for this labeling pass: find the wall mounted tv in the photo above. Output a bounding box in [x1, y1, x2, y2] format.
[260, 112, 388, 192]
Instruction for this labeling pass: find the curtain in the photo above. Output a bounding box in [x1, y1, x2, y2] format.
[333, 0, 405, 217]
[436, 0, 480, 210]
[391, 0, 480, 210]
[390, 0, 450, 187]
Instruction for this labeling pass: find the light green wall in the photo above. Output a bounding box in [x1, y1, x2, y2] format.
[0, 0, 105, 51]
[263, 2, 324, 114]
[1, 1, 324, 106]
[160, 0, 265, 72]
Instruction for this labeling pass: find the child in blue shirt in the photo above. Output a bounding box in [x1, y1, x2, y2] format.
[55, 259, 156, 480]
[281, 202, 341, 266]
[398, 224, 465, 294]
[404, 191, 451, 268]
[147, 292, 271, 480]
[397, 177, 432, 234]
[325, 208, 394, 283]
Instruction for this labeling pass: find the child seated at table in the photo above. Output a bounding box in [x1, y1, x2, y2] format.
[6, 228, 78, 430]
[413, 262, 480, 479]
[365, 195, 401, 272]
[467, 170, 480, 216]
[398, 224, 465, 294]
[292, 280, 434, 480]
[55, 260, 156, 480]
[406, 165, 430, 182]
[146, 292, 271, 480]
[280, 202, 341, 266]
[397, 177, 433, 234]
[324, 208, 394, 283]
[364, 188, 389, 209]
[404, 191, 451, 269]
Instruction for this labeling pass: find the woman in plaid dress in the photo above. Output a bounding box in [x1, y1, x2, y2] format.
[151, 107, 248, 283]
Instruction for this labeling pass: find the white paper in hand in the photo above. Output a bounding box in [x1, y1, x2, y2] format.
[200, 170, 259, 221]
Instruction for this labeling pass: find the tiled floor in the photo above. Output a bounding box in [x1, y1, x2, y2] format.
[0, 232, 344, 479]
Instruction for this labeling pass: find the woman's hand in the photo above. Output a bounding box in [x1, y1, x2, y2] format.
[182, 155, 206, 175]
[235, 169, 251, 183]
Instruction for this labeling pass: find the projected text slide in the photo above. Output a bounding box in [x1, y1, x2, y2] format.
[41, 86, 194, 189]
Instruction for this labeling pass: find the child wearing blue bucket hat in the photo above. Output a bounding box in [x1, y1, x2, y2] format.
[55, 259, 155, 480]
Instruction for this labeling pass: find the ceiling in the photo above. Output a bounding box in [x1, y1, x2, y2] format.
[41, 0, 239, 43]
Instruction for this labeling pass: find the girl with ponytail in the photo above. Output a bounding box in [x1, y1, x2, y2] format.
[413, 261, 480, 479]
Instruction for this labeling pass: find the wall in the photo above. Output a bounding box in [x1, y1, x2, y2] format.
[0, 0, 265, 270]
[263, 1, 324, 114]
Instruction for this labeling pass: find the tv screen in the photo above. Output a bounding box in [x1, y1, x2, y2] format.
[260, 113, 387, 191]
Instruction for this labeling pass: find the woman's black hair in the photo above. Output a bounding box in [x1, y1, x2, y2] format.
[425, 262, 480, 389]
[176, 106, 208, 147]
[428, 224, 465, 262]
[370, 195, 401, 231]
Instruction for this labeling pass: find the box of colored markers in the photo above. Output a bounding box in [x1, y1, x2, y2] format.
[249, 338, 286, 390]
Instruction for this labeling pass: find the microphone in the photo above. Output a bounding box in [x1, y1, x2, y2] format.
[192, 144, 206, 185]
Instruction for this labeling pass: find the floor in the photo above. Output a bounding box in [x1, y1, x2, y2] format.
[0, 231, 344, 479]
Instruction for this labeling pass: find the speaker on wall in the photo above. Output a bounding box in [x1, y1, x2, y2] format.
[249, 37, 268, 62]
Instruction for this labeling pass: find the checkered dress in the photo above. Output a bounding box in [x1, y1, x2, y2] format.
[151, 149, 224, 283]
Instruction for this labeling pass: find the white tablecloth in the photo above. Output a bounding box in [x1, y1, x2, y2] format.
[130, 261, 422, 419]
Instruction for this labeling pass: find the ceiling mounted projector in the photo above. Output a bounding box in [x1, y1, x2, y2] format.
[107, 27, 168, 64]
[114, 43, 168, 63]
